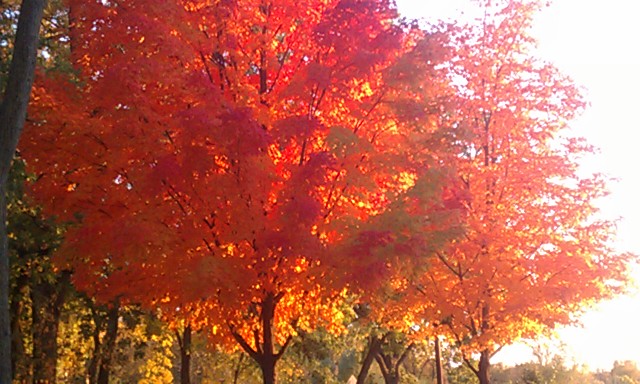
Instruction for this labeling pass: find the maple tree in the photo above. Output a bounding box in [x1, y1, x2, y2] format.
[413, 2, 632, 384]
[18, 1, 632, 383]
[21, 0, 459, 383]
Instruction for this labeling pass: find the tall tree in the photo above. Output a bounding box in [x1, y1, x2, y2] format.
[21, 0, 457, 383]
[0, 0, 47, 380]
[419, 1, 632, 383]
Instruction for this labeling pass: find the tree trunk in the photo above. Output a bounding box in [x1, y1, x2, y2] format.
[31, 272, 68, 384]
[259, 355, 277, 384]
[230, 293, 292, 384]
[233, 353, 245, 384]
[177, 325, 191, 384]
[374, 341, 412, 384]
[382, 375, 399, 384]
[375, 353, 399, 384]
[356, 336, 383, 384]
[31, 284, 59, 383]
[10, 273, 29, 382]
[477, 303, 492, 384]
[478, 350, 491, 384]
[0, 0, 47, 380]
[258, 293, 277, 384]
[97, 300, 119, 384]
[434, 336, 444, 384]
[0, 185, 8, 383]
[88, 307, 102, 384]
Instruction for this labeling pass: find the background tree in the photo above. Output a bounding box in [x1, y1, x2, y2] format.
[419, 1, 632, 383]
[6, 159, 70, 382]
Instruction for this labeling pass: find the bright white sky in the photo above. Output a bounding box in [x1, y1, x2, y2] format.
[395, 0, 640, 371]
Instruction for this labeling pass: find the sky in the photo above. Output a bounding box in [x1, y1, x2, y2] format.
[395, 0, 640, 371]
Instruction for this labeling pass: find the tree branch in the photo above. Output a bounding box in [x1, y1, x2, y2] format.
[274, 334, 292, 361]
[228, 324, 260, 361]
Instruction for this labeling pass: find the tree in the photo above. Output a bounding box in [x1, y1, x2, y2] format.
[0, 0, 47, 380]
[610, 361, 640, 384]
[7, 159, 70, 382]
[419, 1, 631, 383]
[21, 0, 457, 383]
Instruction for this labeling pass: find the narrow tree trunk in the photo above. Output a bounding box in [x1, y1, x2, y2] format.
[259, 293, 277, 384]
[0, 180, 8, 383]
[10, 273, 29, 382]
[97, 300, 119, 384]
[477, 350, 491, 384]
[477, 303, 492, 384]
[31, 281, 62, 383]
[88, 308, 102, 384]
[375, 341, 413, 384]
[356, 336, 383, 384]
[375, 353, 399, 384]
[177, 325, 191, 384]
[31, 271, 68, 384]
[0, 1, 48, 380]
[434, 336, 444, 384]
[383, 374, 399, 384]
[233, 353, 245, 384]
[230, 293, 292, 384]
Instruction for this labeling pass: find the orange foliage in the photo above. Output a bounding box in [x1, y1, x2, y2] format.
[412, 1, 632, 381]
[20, 2, 632, 382]
[21, 0, 457, 380]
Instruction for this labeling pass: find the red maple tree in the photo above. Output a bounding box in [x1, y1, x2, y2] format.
[22, 1, 459, 382]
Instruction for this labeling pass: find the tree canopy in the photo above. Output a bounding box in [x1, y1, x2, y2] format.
[10, 0, 634, 383]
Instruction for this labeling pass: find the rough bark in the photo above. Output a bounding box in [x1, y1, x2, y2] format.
[0, 0, 47, 380]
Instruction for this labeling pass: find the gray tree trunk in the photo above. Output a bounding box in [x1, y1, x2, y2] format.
[0, 0, 47, 381]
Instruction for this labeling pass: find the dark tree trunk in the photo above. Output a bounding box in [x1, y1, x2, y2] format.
[176, 325, 192, 384]
[374, 341, 413, 384]
[356, 335, 384, 384]
[233, 353, 245, 384]
[478, 350, 491, 384]
[0, 0, 47, 380]
[0, 190, 7, 383]
[96, 300, 119, 384]
[10, 273, 29, 382]
[88, 306, 102, 384]
[258, 355, 277, 384]
[434, 336, 444, 384]
[31, 271, 68, 384]
[230, 292, 292, 384]
[31, 282, 61, 382]
[258, 293, 277, 384]
[382, 374, 399, 384]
